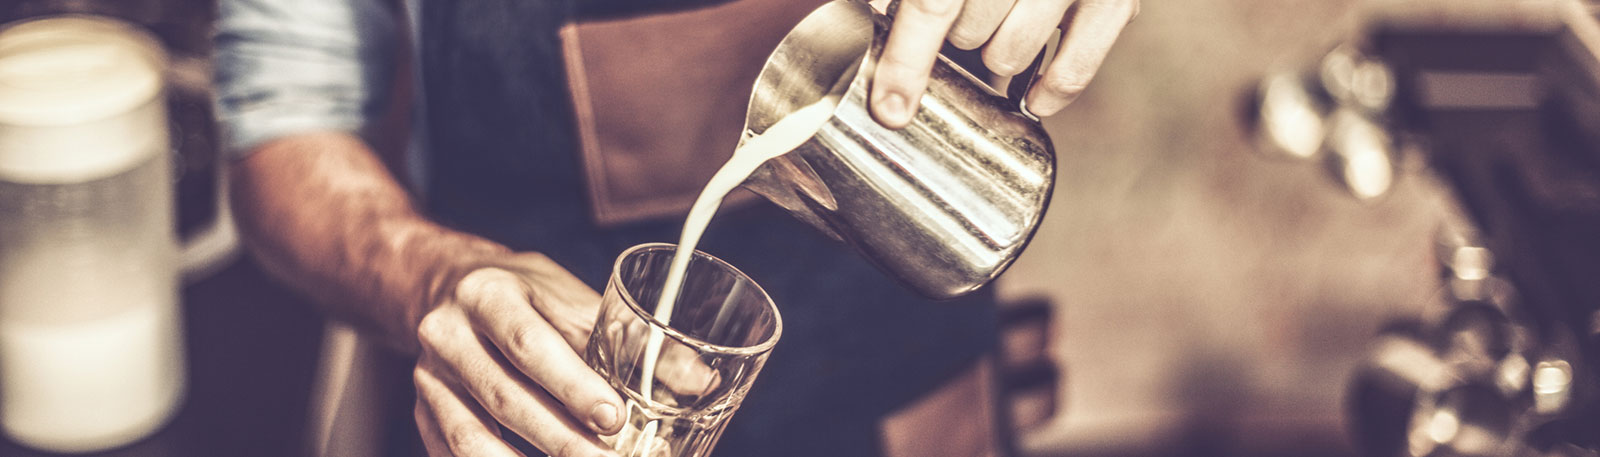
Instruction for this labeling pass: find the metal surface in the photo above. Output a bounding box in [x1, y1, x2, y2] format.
[740, 0, 1056, 299]
[1345, 2, 1600, 456]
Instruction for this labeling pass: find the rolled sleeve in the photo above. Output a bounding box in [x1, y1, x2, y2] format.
[213, 0, 399, 158]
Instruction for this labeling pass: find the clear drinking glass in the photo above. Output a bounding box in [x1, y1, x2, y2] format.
[586, 243, 782, 457]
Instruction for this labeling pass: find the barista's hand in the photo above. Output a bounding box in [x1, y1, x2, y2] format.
[868, 0, 1139, 128]
[413, 253, 622, 457]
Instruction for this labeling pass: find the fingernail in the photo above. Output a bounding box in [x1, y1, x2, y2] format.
[590, 402, 619, 433]
[873, 90, 912, 128]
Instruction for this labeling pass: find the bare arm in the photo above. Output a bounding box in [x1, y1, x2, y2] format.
[232, 132, 624, 457]
[213, 0, 630, 454]
[229, 131, 504, 353]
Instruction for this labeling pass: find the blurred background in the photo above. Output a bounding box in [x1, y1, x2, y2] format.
[998, 0, 1446, 453]
[2, 0, 1598, 456]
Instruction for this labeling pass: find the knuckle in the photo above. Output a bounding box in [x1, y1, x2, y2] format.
[1088, 0, 1139, 23]
[480, 382, 519, 413]
[417, 311, 449, 347]
[444, 425, 481, 455]
[906, 0, 962, 19]
[456, 268, 516, 299]
[413, 366, 429, 389]
[947, 29, 985, 50]
[876, 47, 919, 72]
[508, 326, 545, 357]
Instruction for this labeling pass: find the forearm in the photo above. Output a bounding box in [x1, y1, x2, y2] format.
[231, 131, 506, 352]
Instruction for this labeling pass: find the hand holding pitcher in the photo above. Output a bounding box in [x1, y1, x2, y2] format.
[868, 0, 1140, 127]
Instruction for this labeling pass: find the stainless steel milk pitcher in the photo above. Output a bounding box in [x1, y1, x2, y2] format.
[740, 0, 1056, 299]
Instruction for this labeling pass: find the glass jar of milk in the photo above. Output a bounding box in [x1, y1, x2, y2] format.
[0, 15, 234, 453]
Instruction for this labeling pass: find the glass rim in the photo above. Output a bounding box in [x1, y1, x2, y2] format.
[610, 242, 783, 355]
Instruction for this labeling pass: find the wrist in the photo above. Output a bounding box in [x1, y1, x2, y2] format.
[389, 220, 511, 346]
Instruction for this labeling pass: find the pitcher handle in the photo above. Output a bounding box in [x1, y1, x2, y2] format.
[171, 115, 240, 284]
[179, 159, 239, 283]
[1005, 29, 1059, 122]
[880, 0, 1057, 122]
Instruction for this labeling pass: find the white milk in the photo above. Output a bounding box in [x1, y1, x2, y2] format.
[0, 17, 188, 453]
[0, 302, 185, 452]
[636, 95, 840, 400]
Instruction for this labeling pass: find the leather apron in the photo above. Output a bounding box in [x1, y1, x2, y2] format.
[418, 0, 999, 455]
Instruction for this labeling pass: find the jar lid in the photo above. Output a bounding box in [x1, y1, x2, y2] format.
[0, 16, 164, 126]
[0, 16, 167, 184]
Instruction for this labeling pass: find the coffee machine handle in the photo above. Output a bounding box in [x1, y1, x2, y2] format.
[178, 148, 241, 284]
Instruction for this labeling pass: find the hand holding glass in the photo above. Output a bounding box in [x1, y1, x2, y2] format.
[586, 243, 781, 457]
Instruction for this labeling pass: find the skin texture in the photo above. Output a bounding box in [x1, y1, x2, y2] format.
[868, 0, 1140, 128]
[232, 132, 622, 457]
[231, 3, 1137, 456]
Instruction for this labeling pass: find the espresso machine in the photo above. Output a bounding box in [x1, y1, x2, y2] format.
[1251, 2, 1600, 456]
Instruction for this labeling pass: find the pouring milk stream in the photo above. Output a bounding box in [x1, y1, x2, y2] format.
[632, 95, 842, 447]
[613, 0, 1059, 452]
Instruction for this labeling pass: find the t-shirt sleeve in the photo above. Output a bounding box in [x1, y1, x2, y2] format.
[212, 0, 399, 159]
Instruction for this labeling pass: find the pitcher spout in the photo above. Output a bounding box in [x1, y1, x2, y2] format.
[740, 151, 843, 241]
